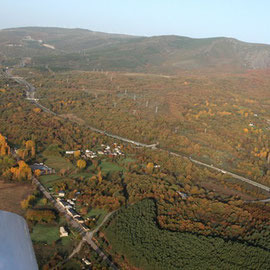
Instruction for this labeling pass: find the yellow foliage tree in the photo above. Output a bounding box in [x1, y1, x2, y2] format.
[97, 169, 103, 183]
[146, 162, 154, 174]
[34, 169, 41, 177]
[21, 195, 36, 209]
[0, 133, 10, 156]
[77, 159, 86, 169]
[31, 146, 36, 158]
[74, 150, 81, 158]
[25, 140, 35, 150]
[33, 107, 41, 113]
[10, 160, 32, 181]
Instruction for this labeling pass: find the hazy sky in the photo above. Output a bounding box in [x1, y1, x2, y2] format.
[1, 0, 269, 44]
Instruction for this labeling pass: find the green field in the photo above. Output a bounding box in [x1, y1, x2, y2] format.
[99, 161, 123, 173]
[31, 224, 61, 244]
[61, 259, 82, 270]
[44, 155, 74, 172]
[84, 208, 107, 227]
[40, 174, 64, 188]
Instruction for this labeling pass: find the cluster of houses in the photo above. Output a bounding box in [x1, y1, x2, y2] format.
[57, 194, 87, 229]
[65, 143, 124, 159]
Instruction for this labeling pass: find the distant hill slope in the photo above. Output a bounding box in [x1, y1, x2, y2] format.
[1, 27, 270, 73]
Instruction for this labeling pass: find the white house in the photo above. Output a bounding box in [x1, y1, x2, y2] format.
[58, 191, 65, 197]
[67, 208, 80, 218]
[75, 216, 85, 224]
[82, 258, 91, 266]
[60, 226, 68, 237]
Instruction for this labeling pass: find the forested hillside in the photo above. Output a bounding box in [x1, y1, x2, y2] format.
[104, 199, 270, 270]
[1, 27, 270, 73]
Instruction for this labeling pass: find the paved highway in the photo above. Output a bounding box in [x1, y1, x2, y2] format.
[189, 157, 270, 193]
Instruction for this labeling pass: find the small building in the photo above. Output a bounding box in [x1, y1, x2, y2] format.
[60, 226, 68, 237]
[177, 191, 188, 200]
[82, 258, 91, 266]
[58, 191, 65, 197]
[67, 208, 80, 218]
[81, 224, 90, 231]
[67, 199, 75, 206]
[65, 151, 74, 155]
[75, 216, 85, 224]
[58, 199, 72, 209]
[30, 163, 54, 175]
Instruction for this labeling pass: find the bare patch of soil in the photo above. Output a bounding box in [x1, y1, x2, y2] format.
[0, 180, 34, 215]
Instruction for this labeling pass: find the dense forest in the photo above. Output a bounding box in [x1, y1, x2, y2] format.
[104, 199, 270, 270]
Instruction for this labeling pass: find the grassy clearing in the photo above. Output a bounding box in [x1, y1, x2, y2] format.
[70, 172, 92, 178]
[99, 161, 123, 173]
[40, 174, 64, 188]
[44, 155, 74, 172]
[84, 208, 107, 226]
[61, 259, 82, 270]
[31, 224, 60, 244]
[121, 157, 136, 163]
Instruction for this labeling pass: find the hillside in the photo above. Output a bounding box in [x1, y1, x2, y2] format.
[1, 27, 270, 72]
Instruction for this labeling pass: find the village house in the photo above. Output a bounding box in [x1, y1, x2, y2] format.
[82, 258, 91, 266]
[82, 224, 89, 231]
[30, 163, 54, 175]
[74, 216, 85, 224]
[67, 208, 80, 218]
[59, 226, 68, 237]
[58, 191, 65, 197]
[177, 191, 188, 200]
[57, 199, 72, 209]
[67, 199, 75, 206]
[65, 151, 75, 154]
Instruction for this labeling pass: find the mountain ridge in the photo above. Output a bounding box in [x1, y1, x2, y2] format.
[1, 26, 270, 73]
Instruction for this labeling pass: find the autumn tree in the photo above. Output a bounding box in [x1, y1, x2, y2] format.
[77, 159, 86, 169]
[25, 140, 35, 158]
[10, 160, 32, 181]
[146, 162, 154, 174]
[21, 195, 36, 209]
[74, 150, 81, 158]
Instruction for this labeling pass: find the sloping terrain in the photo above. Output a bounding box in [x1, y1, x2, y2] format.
[1, 27, 270, 73]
